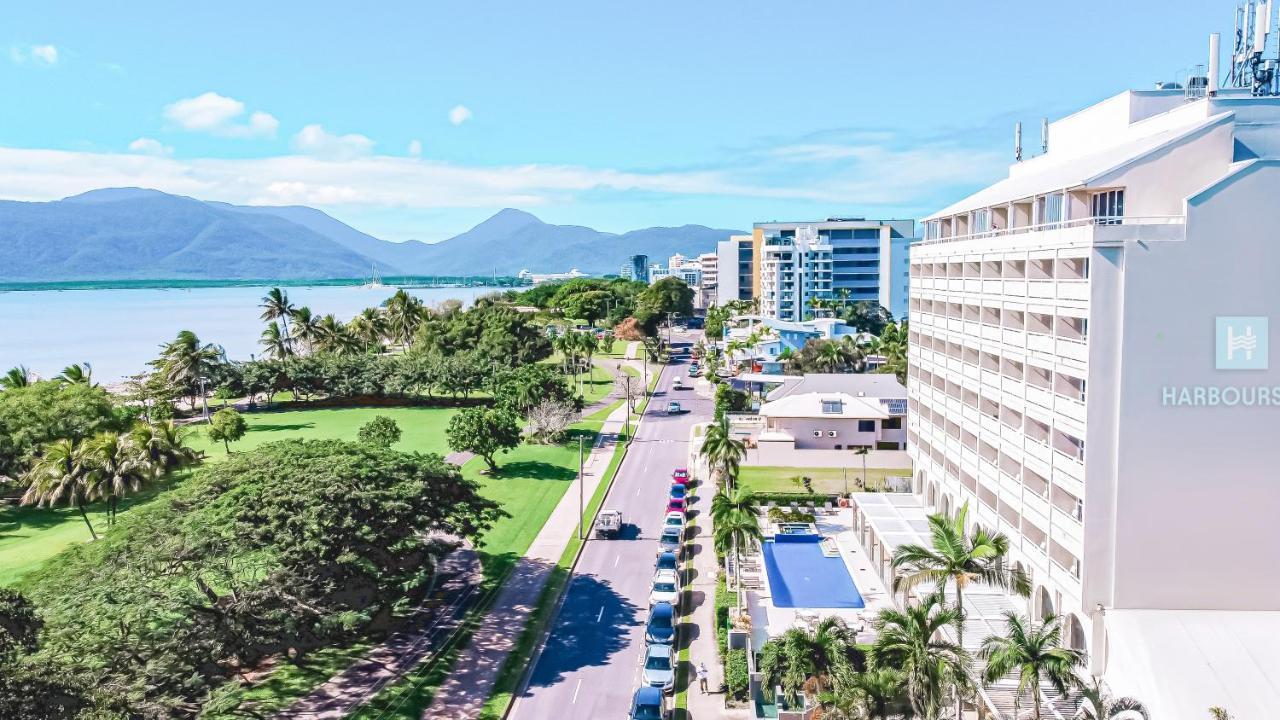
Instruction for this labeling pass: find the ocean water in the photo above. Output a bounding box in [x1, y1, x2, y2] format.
[0, 284, 502, 382]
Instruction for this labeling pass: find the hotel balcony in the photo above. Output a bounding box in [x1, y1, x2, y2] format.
[918, 214, 1186, 249]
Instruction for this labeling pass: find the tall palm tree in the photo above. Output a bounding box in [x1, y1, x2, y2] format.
[891, 503, 1029, 648]
[21, 439, 98, 540]
[870, 592, 972, 720]
[152, 331, 224, 407]
[76, 431, 148, 525]
[1073, 676, 1148, 720]
[713, 511, 763, 612]
[313, 313, 348, 354]
[759, 617, 857, 701]
[822, 667, 912, 720]
[349, 307, 387, 352]
[383, 289, 425, 346]
[579, 331, 597, 385]
[700, 416, 746, 488]
[818, 340, 852, 372]
[56, 363, 93, 385]
[1, 365, 30, 390]
[289, 307, 320, 354]
[979, 613, 1086, 720]
[711, 487, 758, 526]
[260, 322, 291, 360]
[260, 287, 296, 349]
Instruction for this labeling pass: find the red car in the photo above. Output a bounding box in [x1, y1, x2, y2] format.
[667, 497, 687, 514]
[671, 468, 690, 484]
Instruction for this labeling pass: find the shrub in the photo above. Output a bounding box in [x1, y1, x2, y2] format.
[766, 507, 816, 524]
[357, 415, 402, 448]
[725, 649, 749, 701]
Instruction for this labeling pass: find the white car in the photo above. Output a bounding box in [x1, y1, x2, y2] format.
[663, 511, 685, 534]
[649, 569, 681, 607]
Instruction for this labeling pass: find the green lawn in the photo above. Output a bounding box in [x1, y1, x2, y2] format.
[738, 465, 913, 495]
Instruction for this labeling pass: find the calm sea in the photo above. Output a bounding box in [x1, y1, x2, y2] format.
[0, 283, 503, 382]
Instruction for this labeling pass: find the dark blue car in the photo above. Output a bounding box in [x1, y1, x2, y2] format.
[645, 601, 676, 644]
[655, 551, 678, 573]
[629, 685, 668, 719]
[669, 483, 686, 500]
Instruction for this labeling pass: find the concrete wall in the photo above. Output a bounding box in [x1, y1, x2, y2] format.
[1108, 161, 1280, 610]
[768, 417, 906, 450]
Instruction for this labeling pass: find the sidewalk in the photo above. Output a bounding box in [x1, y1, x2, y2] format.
[425, 400, 631, 719]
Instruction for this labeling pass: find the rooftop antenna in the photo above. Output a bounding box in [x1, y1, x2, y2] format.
[1040, 117, 1049, 154]
[1229, 0, 1279, 95]
[1014, 121, 1023, 162]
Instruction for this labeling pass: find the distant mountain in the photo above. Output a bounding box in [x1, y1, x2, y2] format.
[0, 188, 741, 281]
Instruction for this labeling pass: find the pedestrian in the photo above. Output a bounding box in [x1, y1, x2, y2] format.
[697, 662, 710, 693]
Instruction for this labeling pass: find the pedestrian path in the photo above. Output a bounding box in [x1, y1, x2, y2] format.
[425, 399, 632, 719]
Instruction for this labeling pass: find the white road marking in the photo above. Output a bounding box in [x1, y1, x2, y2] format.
[614, 554, 621, 567]
[597, 606, 605, 623]
[572, 678, 582, 703]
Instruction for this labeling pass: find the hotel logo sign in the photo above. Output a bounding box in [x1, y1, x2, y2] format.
[1216, 316, 1268, 370]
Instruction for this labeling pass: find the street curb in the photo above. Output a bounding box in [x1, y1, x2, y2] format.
[501, 362, 665, 720]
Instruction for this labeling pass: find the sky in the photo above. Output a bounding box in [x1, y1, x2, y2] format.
[0, 1, 1232, 242]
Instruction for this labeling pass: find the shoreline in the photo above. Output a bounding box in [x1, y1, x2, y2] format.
[0, 276, 530, 293]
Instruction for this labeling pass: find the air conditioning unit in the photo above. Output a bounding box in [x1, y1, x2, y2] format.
[828, 430, 838, 438]
[812, 430, 822, 438]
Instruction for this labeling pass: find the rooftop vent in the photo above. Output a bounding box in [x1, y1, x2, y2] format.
[1155, 81, 1183, 90]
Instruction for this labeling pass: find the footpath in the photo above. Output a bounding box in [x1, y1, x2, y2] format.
[425, 344, 648, 719]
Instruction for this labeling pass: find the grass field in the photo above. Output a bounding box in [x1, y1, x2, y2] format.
[738, 465, 913, 495]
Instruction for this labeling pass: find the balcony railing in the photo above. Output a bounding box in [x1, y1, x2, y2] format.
[920, 214, 1185, 246]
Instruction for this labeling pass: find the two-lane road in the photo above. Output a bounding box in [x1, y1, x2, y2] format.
[510, 334, 712, 720]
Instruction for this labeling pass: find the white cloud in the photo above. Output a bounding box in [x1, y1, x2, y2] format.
[10, 44, 59, 66]
[408, 139, 423, 157]
[162, 92, 278, 138]
[448, 105, 472, 126]
[127, 137, 172, 157]
[291, 124, 375, 161]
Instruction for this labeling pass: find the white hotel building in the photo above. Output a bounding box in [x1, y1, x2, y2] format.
[907, 85, 1280, 716]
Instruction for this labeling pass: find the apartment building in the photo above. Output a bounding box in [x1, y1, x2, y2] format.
[739, 219, 913, 319]
[907, 84, 1280, 716]
[620, 254, 649, 282]
[715, 234, 757, 306]
[697, 252, 717, 308]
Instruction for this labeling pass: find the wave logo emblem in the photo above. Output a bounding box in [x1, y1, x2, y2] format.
[1216, 317, 1268, 370]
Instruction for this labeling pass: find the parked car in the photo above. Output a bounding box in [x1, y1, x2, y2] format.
[663, 511, 685, 533]
[645, 601, 676, 644]
[648, 569, 680, 607]
[642, 642, 676, 693]
[666, 497, 686, 515]
[658, 525, 682, 555]
[655, 551, 678, 573]
[665, 401, 683, 414]
[629, 686, 669, 720]
[669, 483, 687, 500]
[671, 468, 690, 483]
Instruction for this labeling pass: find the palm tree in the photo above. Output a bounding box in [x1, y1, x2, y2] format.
[854, 445, 871, 491]
[129, 421, 199, 478]
[56, 363, 93, 385]
[383, 289, 425, 346]
[891, 503, 1029, 648]
[260, 287, 296, 349]
[152, 330, 225, 407]
[349, 307, 387, 352]
[260, 322, 291, 360]
[76, 431, 149, 525]
[21, 439, 98, 540]
[713, 511, 763, 612]
[1, 365, 30, 390]
[289, 307, 320, 354]
[870, 592, 972, 720]
[700, 416, 746, 488]
[1074, 676, 1148, 720]
[759, 617, 858, 701]
[579, 331, 597, 385]
[313, 313, 349, 354]
[822, 667, 912, 720]
[711, 486, 758, 527]
[980, 613, 1086, 720]
[818, 340, 852, 372]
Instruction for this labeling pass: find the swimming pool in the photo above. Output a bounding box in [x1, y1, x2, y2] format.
[761, 533, 865, 609]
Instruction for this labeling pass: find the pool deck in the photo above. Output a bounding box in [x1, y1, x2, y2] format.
[747, 508, 895, 648]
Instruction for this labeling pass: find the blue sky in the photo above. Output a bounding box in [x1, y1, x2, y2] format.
[0, 1, 1228, 241]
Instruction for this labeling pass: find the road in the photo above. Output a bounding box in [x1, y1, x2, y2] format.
[510, 333, 712, 720]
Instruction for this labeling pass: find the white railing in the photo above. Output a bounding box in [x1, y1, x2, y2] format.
[919, 214, 1184, 246]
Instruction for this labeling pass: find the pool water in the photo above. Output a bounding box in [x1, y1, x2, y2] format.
[762, 533, 865, 609]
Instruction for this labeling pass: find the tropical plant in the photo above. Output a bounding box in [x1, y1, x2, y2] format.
[891, 502, 1029, 648]
[289, 306, 321, 354]
[151, 330, 225, 407]
[349, 307, 387, 352]
[446, 406, 522, 473]
[356, 416, 402, 448]
[259, 287, 296, 348]
[76, 431, 149, 524]
[700, 415, 746, 488]
[129, 420, 199, 477]
[870, 591, 972, 720]
[759, 617, 858, 700]
[713, 511, 763, 612]
[711, 486, 758, 527]
[1, 366, 30, 390]
[821, 667, 912, 720]
[980, 613, 1086, 720]
[207, 408, 248, 454]
[20, 438, 98, 540]
[56, 363, 93, 385]
[260, 321, 292, 360]
[1074, 676, 1148, 720]
[383, 289, 425, 346]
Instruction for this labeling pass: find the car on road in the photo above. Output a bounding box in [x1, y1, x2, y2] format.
[671, 468, 690, 483]
[594, 509, 623, 539]
[642, 642, 676, 693]
[663, 511, 685, 533]
[666, 497, 686, 515]
[665, 401, 684, 414]
[655, 551, 678, 573]
[629, 685, 669, 720]
[648, 569, 680, 607]
[669, 483, 687, 501]
[645, 601, 676, 644]
[658, 525, 682, 555]
[671, 377, 685, 390]
[688, 365, 700, 377]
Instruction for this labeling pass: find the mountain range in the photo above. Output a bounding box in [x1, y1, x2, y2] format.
[0, 188, 741, 282]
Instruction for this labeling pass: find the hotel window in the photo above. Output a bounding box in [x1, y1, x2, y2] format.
[882, 417, 903, 430]
[1044, 192, 1064, 225]
[1091, 189, 1125, 224]
[857, 420, 876, 432]
[973, 208, 991, 233]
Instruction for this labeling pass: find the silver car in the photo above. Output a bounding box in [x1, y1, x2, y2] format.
[642, 642, 676, 693]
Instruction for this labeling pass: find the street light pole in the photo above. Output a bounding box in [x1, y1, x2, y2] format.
[198, 376, 210, 422]
[578, 435, 585, 540]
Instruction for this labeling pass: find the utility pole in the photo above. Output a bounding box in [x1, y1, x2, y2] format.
[199, 376, 210, 422]
[577, 435, 586, 540]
